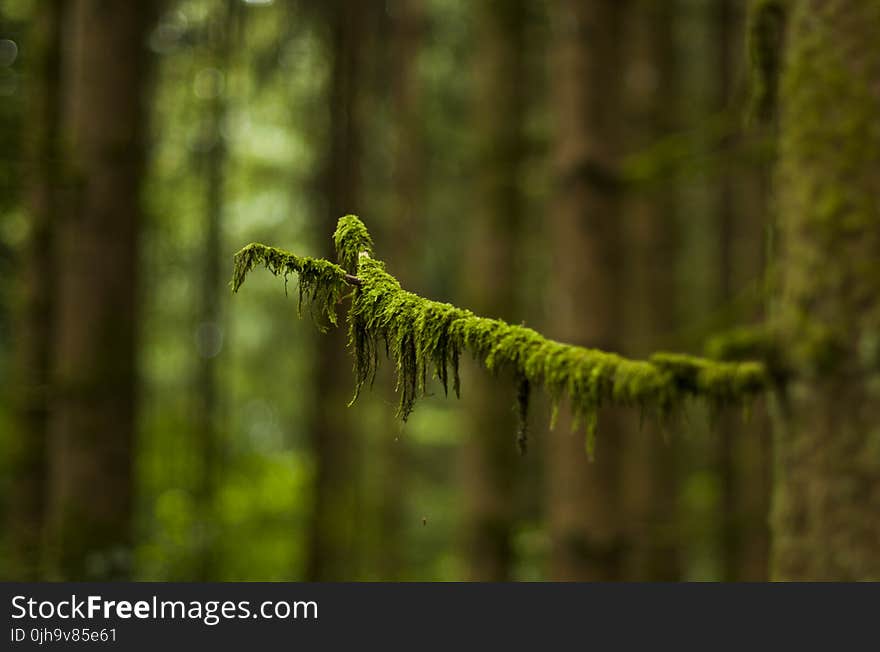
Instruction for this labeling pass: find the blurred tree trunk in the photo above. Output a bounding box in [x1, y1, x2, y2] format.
[715, 0, 771, 582]
[771, 0, 880, 580]
[715, 0, 739, 583]
[547, 0, 628, 581]
[306, 0, 368, 581]
[376, 0, 426, 581]
[461, 0, 527, 581]
[620, 0, 680, 581]
[46, 0, 156, 580]
[194, 0, 237, 582]
[9, 0, 65, 581]
[732, 152, 774, 583]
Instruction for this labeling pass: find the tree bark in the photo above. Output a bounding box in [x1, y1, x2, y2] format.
[306, 0, 368, 581]
[46, 0, 155, 580]
[9, 0, 65, 580]
[194, 0, 237, 581]
[715, 0, 772, 582]
[772, 0, 880, 580]
[461, 0, 528, 581]
[547, 0, 628, 581]
[376, 0, 426, 581]
[621, 0, 681, 582]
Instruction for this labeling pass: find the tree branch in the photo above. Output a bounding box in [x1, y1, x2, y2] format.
[233, 215, 770, 456]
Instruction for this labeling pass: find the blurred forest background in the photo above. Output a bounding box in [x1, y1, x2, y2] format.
[0, 0, 778, 581]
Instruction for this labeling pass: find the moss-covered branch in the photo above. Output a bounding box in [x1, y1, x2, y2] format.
[233, 215, 769, 455]
[231, 242, 355, 329]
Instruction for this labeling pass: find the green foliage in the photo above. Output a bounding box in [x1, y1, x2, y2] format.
[233, 216, 770, 454]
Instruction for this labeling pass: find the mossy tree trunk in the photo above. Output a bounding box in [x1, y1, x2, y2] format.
[9, 0, 65, 580]
[46, 0, 156, 580]
[772, 0, 880, 580]
[460, 0, 528, 581]
[620, 0, 681, 581]
[547, 0, 628, 581]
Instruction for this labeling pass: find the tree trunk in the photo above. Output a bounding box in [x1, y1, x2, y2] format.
[9, 0, 65, 580]
[46, 0, 155, 580]
[547, 0, 628, 581]
[194, 0, 237, 581]
[715, 0, 772, 582]
[461, 0, 528, 582]
[306, 0, 368, 581]
[620, 0, 681, 582]
[376, 0, 425, 581]
[772, 0, 880, 580]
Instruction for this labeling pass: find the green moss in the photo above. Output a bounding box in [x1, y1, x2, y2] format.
[231, 242, 350, 330]
[333, 214, 374, 273]
[775, 0, 880, 375]
[769, 1, 880, 580]
[705, 326, 776, 361]
[233, 216, 770, 454]
[705, 325, 789, 382]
